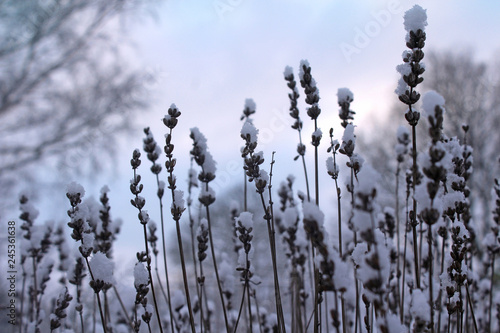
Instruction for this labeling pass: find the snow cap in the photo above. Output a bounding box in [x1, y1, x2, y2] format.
[404, 5, 428, 33]
[422, 90, 445, 117]
[337, 88, 353, 104]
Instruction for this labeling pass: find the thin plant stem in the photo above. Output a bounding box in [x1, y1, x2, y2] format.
[266, 152, 286, 333]
[465, 284, 479, 333]
[247, 282, 253, 333]
[84, 256, 108, 333]
[174, 217, 196, 333]
[19, 267, 26, 333]
[401, 182, 410, 323]
[314, 118, 319, 206]
[428, 226, 434, 333]
[198, 262, 206, 333]
[155, 172, 175, 333]
[204, 203, 230, 333]
[233, 251, 251, 333]
[489, 253, 495, 333]
[437, 233, 447, 332]
[410, 123, 421, 289]
[301, 152, 311, 202]
[140, 221, 164, 333]
[395, 163, 402, 318]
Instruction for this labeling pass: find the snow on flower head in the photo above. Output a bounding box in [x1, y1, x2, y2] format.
[172, 190, 185, 210]
[404, 5, 428, 33]
[283, 207, 299, 229]
[244, 98, 256, 112]
[66, 182, 85, 197]
[100, 185, 110, 195]
[356, 165, 379, 195]
[302, 201, 325, 226]
[258, 169, 269, 183]
[312, 128, 322, 138]
[395, 77, 409, 96]
[190, 127, 208, 151]
[283, 65, 293, 78]
[241, 121, 259, 143]
[337, 88, 353, 104]
[134, 262, 149, 288]
[422, 90, 445, 117]
[235, 211, 253, 230]
[89, 252, 114, 284]
[298, 59, 310, 81]
[342, 124, 356, 143]
[326, 157, 339, 175]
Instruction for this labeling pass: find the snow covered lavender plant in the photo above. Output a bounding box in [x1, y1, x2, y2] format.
[12, 5, 500, 333]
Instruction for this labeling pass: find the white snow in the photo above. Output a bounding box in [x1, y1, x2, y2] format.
[172, 190, 185, 210]
[302, 201, 325, 226]
[404, 5, 428, 33]
[395, 77, 409, 96]
[236, 211, 253, 230]
[395, 143, 406, 156]
[298, 59, 310, 81]
[350, 153, 365, 169]
[378, 313, 408, 333]
[139, 210, 150, 224]
[337, 88, 353, 103]
[326, 157, 339, 175]
[19, 195, 39, 221]
[203, 151, 217, 175]
[258, 169, 269, 184]
[66, 182, 85, 197]
[89, 252, 114, 284]
[342, 124, 356, 143]
[81, 232, 95, 253]
[422, 90, 445, 117]
[396, 63, 412, 76]
[100, 185, 110, 195]
[356, 164, 378, 195]
[241, 121, 259, 143]
[197, 218, 208, 237]
[283, 65, 293, 78]
[199, 185, 216, 202]
[312, 128, 322, 139]
[190, 127, 208, 151]
[134, 262, 149, 288]
[282, 207, 299, 229]
[410, 289, 430, 321]
[244, 98, 256, 112]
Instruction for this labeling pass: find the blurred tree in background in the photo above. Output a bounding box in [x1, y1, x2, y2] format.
[362, 50, 500, 235]
[0, 0, 158, 212]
